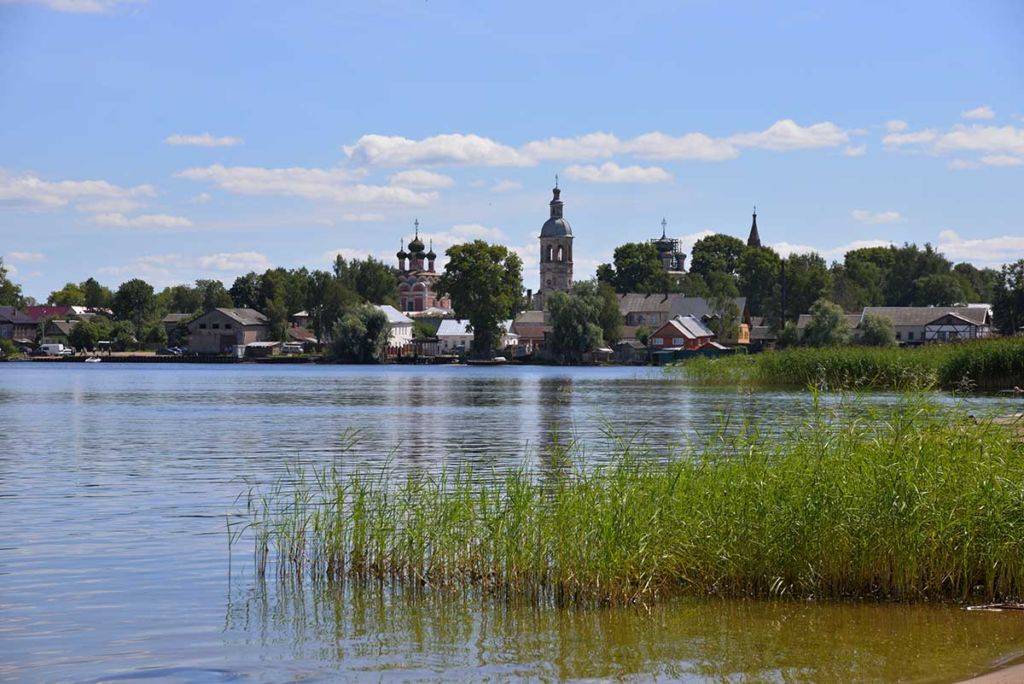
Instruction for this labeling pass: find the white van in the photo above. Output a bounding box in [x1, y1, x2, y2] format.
[40, 343, 72, 356]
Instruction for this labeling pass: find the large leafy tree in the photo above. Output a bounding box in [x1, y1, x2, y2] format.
[738, 246, 780, 318]
[779, 252, 831, 322]
[159, 284, 203, 314]
[437, 240, 523, 359]
[0, 258, 24, 307]
[913, 273, 964, 306]
[706, 271, 741, 340]
[335, 256, 398, 305]
[112, 279, 156, 329]
[801, 299, 850, 347]
[195, 279, 233, 311]
[859, 313, 896, 347]
[229, 272, 263, 310]
[331, 305, 390, 363]
[306, 270, 357, 344]
[952, 263, 1000, 303]
[689, 234, 747, 279]
[48, 282, 86, 306]
[545, 280, 620, 363]
[994, 260, 1024, 335]
[597, 242, 672, 294]
[81, 278, 113, 308]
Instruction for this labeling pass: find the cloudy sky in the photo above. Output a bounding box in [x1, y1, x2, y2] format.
[1, 1, 1023, 299]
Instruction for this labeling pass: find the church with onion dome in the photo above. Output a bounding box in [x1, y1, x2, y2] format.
[533, 179, 575, 309]
[395, 219, 451, 313]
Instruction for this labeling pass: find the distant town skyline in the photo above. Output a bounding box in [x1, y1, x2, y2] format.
[1, 0, 1022, 300]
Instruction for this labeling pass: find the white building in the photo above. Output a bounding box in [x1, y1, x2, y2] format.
[375, 304, 414, 347]
[436, 319, 517, 353]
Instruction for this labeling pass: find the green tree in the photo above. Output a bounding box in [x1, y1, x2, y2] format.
[859, 313, 896, 347]
[546, 285, 605, 364]
[143, 320, 168, 348]
[336, 256, 398, 305]
[738, 246, 780, 318]
[229, 272, 263, 310]
[305, 270, 356, 345]
[112, 279, 156, 329]
[801, 299, 850, 347]
[159, 284, 203, 314]
[689, 234, 747, 279]
[913, 273, 964, 306]
[596, 282, 622, 344]
[635, 325, 652, 345]
[777, 321, 801, 348]
[885, 244, 951, 306]
[706, 271, 741, 341]
[779, 252, 831, 322]
[110, 320, 137, 351]
[68, 319, 99, 351]
[48, 282, 86, 306]
[0, 258, 24, 307]
[829, 259, 885, 311]
[195, 279, 233, 311]
[953, 263, 1000, 303]
[81, 278, 113, 308]
[993, 260, 1024, 335]
[598, 242, 672, 294]
[437, 240, 523, 359]
[331, 305, 390, 363]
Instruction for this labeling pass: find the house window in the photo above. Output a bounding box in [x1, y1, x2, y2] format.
[672, 337, 684, 346]
[652, 337, 663, 346]
[212, 323, 220, 329]
[199, 323, 207, 329]
[908, 331, 914, 341]
[225, 323, 232, 330]
[895, 332, 901, 340]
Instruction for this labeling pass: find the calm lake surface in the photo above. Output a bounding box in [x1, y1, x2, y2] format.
[2, 363, 1023, 682]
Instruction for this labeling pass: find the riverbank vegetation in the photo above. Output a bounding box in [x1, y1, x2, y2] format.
[241, 397, 1024, 607]
[679, 337, 1024, 391]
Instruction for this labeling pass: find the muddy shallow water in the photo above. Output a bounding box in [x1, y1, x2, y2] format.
[1, 363, 1021, 681]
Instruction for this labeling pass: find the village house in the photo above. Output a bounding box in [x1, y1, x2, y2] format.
[376, 304, 414, 348]
[648, 314, 717, 352]
[186, 308, 270, 355]
[510, 310, 548, 353]
[0, 307, 39, 345]
[617, 293, 749, 344]
[41, 320, 77, 345]
[860, 306, 992, 344]
[435, 319, 517, 354]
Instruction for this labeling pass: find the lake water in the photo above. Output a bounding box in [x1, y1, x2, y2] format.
[2, 363, 1023, 682]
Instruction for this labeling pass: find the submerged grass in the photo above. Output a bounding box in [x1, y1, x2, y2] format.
[239, 397, 1024, 607]
[679, 338, 1024, 391]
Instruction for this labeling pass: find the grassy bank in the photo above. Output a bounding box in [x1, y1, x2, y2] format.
[679, 338, 1024, 391]
[241, 398, 1024, 606]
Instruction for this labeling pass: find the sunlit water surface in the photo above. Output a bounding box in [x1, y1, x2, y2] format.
[1, 364, 1022, 682]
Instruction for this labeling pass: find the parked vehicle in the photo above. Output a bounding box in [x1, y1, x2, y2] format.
[39, 343, 72, 356]
[281, 342, 305, 355]
[157, 347, 182, 356]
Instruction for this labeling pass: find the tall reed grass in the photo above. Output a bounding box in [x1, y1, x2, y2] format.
[680, 338, 1024, 391]
[238, 397, 1024, 606]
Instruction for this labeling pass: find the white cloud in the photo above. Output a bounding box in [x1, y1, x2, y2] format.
[76, 198, 145, 213]
[190, 192, 212, 204]
[885, 120, 909, 133]
[177, 164, 435, 206]
[772, 238, 894, 260]
[564, 162, 673, 184]
[843, 145, 866, 157]
[1, 0, 139, 13]
[197, 251, 270, 272]
[340, 212, 386, 222]
[980, 154, 1023, 167]
[98, 251, 272, 287]
[933, 124, 1024, 155]
[165, 133, 243, 147]
[883, 129, 938, 147]
[6, 251, 45, 262]
[947, 159, 979, 171]
[92, 212, 194, 229]
[0, 170, 154, 211]
[675, 230, 717, 256]
[344, 133, 531, 167]
[388, 169, 455, 189]
[623, 132, 738, 161]
[727, 119, 850, 151]
[851, 209, 902, 225]
[521, 133, 622, 161]
[962, 105, 995, 121]
[938, 230, 1024, 265]
[490, 179, 522, 193]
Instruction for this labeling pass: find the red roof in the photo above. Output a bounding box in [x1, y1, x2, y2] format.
[23, 305, 72, 322]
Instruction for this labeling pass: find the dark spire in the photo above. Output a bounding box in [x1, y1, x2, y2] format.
[661, 217, 667, 239]
[549, 182, 563, 219]
[747, 206, 762, 248]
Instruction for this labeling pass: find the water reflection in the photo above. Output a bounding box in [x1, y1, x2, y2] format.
[226, 579, 1024, 681]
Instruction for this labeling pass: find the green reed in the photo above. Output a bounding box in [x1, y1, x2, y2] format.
[238, 397, 1024, 606]
[679, 339, 1024, 391]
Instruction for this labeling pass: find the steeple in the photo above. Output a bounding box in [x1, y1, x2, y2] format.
[549, 177, 563, 220]
[747, 206, 762, 248]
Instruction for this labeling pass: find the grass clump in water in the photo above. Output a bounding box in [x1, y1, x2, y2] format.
[241, 398, 1024, 606]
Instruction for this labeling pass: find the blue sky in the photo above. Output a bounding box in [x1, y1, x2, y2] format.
[1, 0, 1022, 300]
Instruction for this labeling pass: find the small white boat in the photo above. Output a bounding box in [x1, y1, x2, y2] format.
[84, 357, 102, 363]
